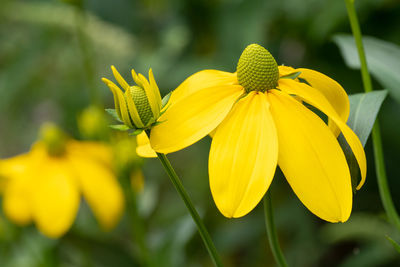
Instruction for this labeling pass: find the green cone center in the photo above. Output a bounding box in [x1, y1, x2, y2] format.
[127, 86, 153, 126]
[237, 44, 279, 92]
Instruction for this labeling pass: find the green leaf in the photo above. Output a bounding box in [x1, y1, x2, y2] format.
[386, 235, 400, 254]
[109, 124, 130, 131]
[280, 71, 301, 80]
[333, 34, 400, 103]
[348, 90, 388, 146]
[339, 90, 387, 191]
[129, 129, 143, 136]
[162, 92, 171, 108]
[105, 109, 122, 123]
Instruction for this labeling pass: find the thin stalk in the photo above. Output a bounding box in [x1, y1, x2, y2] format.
[344, 0, 400, 230]
[156, 152, 223, 267]
[263, 193, 288, 267]
[120, 173, 151, 266]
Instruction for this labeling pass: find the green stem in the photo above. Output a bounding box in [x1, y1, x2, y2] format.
[156, 152, 223, 267]
[120, 173, 151, 266]
[263, 193, 288, 267]
[344, 0, 400, 230]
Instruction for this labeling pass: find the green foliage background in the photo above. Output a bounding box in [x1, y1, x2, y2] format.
[0, 0, 400, 266]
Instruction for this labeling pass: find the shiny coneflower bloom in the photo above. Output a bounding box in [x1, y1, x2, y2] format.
[149, 44, 366, 222]
[0, 124, 124, 238]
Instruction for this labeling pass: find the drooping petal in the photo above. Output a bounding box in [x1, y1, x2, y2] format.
[68, 155, 124, 231]
[269, 90, 352, 222]
[31, 159, 80, 238]
[136, 132, 157, 158]
[150, 85, 244, 153]
[279, 79, 366, 189]
[102, 78, 133, 128]
[278, 65, 296, 77]
[111, 65, 130, 91]
[169, 70, 238, 105]
[296, 68, 350, 135]
[209, 92, 278, 218]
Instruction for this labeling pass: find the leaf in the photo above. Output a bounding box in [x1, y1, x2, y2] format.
[339, 90, 387, 191]
[280, 71, 301, 80]
[105, 109, 122, 123]
[333, 34, 400, 103]
[109, 124, 130, 131]
[161, 92, 171, 108]
[386, 235, 400, 254]
[347, 90, 388, 146]
[128, 129, 143, 136]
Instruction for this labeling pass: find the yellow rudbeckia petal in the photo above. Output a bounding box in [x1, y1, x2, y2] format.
[32, 160, 80, 238]
[66, 141, 112, 166]
[68, 156, 124, 230]
[278, 65, 296, 77]
[149, 68, 162, 112]
[279, 79, 366, 189]
[102, 78, 133, 128]
[169, 70, 238, 104]
[269, 90, 352, 222]
[125, 86, 145, 128]
[150, 85, 243, 153]
[3, 176, 32, 225]
[138, 72, 159, 117]
[209, 92, 278, 218]
[111, 65, 130, 91]
[296, 68, 350, 135]
[136, 132, 157, 158]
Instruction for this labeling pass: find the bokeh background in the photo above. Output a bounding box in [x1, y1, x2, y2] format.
[1, 0, 400, 266]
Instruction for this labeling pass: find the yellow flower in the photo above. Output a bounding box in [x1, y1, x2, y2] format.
[0, 124, 124, 238]
[102, 66, 162, 130]
[149, 44, 367, 222]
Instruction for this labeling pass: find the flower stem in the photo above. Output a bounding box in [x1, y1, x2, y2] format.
[156, 152, 223, 267]
[344, 0, 400, 230]
[120, 172, 151, 266]
[263, 193, 288, 267]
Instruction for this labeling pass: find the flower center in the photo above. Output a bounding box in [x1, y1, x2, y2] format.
[237, 44, 279, 92]
[126, 85, 153, 125]
[40, 123, 67, 156]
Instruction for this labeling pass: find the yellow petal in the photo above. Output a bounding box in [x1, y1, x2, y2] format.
[209, 92, 278, 218]
[278, 65, 296, 77]
[66, 141, 112, 166]
[111, 65, 130, 91]
[269, 90, 352, 222]
[31, 159, 80, 238]
[279, 79, 366, 189]
[149, 69, 162, 114]
[125, 86, 145, 128]
[102, 78, 133, 128]
[296, 68, 350, 135]
[68, 155, 124, 231]
[150, 85, 244, 153]
[169, 70, 238, 105]
[136, 132, 157, 158]
[2, 175, 33, 225]
[138, 73, 159, 118]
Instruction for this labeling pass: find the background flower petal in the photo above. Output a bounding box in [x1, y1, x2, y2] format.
[209, 92, 278, 218]
[269, 90, 352, 223]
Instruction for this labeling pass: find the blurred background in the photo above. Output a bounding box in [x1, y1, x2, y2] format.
[1, 0, 400, 266]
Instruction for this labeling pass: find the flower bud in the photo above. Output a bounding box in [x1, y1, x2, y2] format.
[102, 66, 162, 130]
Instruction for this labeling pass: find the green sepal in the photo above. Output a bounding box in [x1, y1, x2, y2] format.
[162, 92, 171, 108]
[386, 235, 400, 254]
[105, 109, 123, 123]
[280, 71, 301, 80]
[129, 129, 143, 136]
[109, 124, 130, 131]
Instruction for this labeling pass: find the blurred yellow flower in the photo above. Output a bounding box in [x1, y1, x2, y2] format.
[149, 44, 367, 222]
[0, 124, 124, 238]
